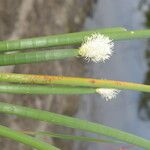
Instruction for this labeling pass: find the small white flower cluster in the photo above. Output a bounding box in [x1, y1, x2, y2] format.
[79, 34, 114, 62]
[79, 34, 119, 101]
[96, 88, 120, 101]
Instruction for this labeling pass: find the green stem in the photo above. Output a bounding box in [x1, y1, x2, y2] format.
[0, 84, 96, 95]
[0, 30, 149, 66]
[0, 102, 149, 149]
[23, 131, 122, 144]
[0, 73, 149, 92]
[0, 27, 126, 52]
[1, 29, 150, 52]
[109, 30, 150, 40]
[0, 125, 59, 150]
[0, 49, 78, 66]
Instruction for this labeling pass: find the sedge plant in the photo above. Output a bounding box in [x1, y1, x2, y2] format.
[1, 28, 150, 66]
[0, 73, 149, 92]
[20, 130, 122, 144]
[0, 27, 126, 52]
[0, 125, 59, 150]
[0, 27, 119, 65]
[0, 29, 150, 65]
[0, 74, 149, 101]
[0, 102, 149, 149]
[0, 27, 150, 149]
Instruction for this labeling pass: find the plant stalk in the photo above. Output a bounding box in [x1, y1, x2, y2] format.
[0, 27, 126, 52]
[0, 29, 150, 53]
[0, 73, 149, 92]
[0, 84, 96, 95]
[0, 125, 59, 150]
[0, 102, 149, 149]
[0, 49, 78, 66]
[21, 131, 121, 144]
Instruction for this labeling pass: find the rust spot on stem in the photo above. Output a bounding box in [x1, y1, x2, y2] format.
[110, 80, 130, 88]
[27, 75, 64, 84]
[88, 79, 99, 84]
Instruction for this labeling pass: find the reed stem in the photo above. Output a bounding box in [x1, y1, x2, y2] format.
[0, 73, 149, 92]
[0, 102, 149, 149]
[0, 27, 126, 52]
[0, 29, 150, 53]
[0, 49, 78, 66]
[0, 125, 59, 150]
[22, 131, 121, 144]
[0, 84, 96, 95]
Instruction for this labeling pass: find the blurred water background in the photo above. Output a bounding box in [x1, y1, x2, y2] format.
[74, 0, 150, 150]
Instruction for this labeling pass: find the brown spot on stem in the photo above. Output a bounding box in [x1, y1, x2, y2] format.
[88, 79, 98, 84]
[28, 74, 65, 84]
[111, 80, 130, 87]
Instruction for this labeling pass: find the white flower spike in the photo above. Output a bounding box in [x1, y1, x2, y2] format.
[96, 88, 120, 101]
[79, 34, 114, 62]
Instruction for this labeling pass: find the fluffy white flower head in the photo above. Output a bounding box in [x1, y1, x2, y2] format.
[96, 88, 120, 101]
[79, 34, 114, 62]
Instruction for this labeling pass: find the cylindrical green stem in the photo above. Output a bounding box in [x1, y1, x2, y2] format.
[0, 28, 150, 53]
[0, 49, 78, 66]
[109, 30, 150, 40]
[23, 131, 122, 144]
[0, 102, 149, 149]
[0, 125, 59, 150]
[0, 27, 126, 52]
[0, 84, 96, 95]
[0, 73, 149, 92]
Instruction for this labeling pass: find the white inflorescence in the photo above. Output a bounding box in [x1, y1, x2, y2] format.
[96, 88, 120, 101]
[79, 34, 114, 62]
